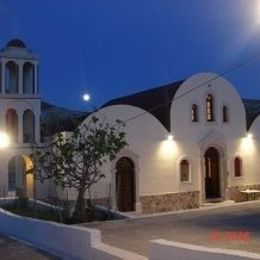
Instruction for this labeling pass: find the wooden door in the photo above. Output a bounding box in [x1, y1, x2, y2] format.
[116, 157, 135, 212]
[205, 147, 220, 199]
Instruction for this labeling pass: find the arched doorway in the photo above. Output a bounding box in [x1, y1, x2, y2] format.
[116, 157, 135, 212]
[8, 155, 34, 198]
[23, 155, 35, 198]
[204, 147, 220, 199]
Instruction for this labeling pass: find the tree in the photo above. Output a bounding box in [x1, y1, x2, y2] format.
[31, 115, 127, 222]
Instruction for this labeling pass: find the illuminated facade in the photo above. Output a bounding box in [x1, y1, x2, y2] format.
[80, 73, 260, 214]
[2, 39, 259, 214]
[0, 39, 41, 198]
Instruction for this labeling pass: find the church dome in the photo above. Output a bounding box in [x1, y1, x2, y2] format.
[6, 39, 27, 48]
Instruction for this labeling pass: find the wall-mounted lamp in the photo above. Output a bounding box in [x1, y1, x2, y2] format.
[241, 132, 255, 154]
[246, 133, 253, 139]
[167, 134, 174, 141]
[0, 131, 10, 149]
[159, 133, 177, 160]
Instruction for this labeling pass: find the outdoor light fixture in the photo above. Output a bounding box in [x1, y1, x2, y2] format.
[0, 131, 10, 148]
[246, 133, 253, 139]
[159, 133, 177, 160]
[241, 132, 255, 155]
[167, 134, 174, 141]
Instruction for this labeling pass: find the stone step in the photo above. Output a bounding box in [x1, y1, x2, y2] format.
[201, 200, 235, 207]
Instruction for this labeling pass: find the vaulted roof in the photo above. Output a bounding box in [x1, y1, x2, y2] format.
[242, 99, 260, 130]
[102, 80, 185, 131]
[102, 80, 260, 131]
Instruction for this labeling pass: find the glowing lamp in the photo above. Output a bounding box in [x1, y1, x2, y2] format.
[0, 132, 10, 148]
[167, 134, 174, 141]
[246, 133, 253, 139]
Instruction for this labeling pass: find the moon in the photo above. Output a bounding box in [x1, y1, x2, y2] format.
[83, 93, 90, 102]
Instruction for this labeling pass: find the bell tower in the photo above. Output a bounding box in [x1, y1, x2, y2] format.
[0, 39, 40, 144]
[0, 39, 42, 198]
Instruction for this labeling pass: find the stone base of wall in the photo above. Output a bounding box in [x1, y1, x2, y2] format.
[229, 184, 260, 202]
[140, 191, 200, 214]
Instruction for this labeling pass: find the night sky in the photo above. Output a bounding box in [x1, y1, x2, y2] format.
[1, 0, 260, 111]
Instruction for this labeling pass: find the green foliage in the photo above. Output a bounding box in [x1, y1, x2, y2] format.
[31, 115, 127, 221]
[3, 201, 61, 222]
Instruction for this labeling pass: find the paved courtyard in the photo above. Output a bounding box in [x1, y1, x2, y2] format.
[0, 235, 59, 260]
[80, 201, 260, 256]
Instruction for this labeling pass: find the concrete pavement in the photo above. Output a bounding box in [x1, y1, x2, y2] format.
[80, 201, 260, 256]
[0, 235, 60, 260]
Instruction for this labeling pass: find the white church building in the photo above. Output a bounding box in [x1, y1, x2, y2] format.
[0, 39, 40, 199]
[1, 38, 260, 215]
[83, 72, 260, 214]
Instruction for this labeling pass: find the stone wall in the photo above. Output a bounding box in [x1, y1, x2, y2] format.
[140, 191, 200, 214]
[229, 184, 260, 202]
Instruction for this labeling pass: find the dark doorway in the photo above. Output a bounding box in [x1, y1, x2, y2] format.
[204, 147, 220, 199]
[116, 157, 135, 212]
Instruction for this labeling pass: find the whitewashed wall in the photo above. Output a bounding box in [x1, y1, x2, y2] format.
[245, 115, 260, 184]
[76, 72, 260, 208]
[170, 73, 249, 198]
[0, 209, 146, 260]
[0, 98, 41, 143]
[80, 105, 173, 201]
[0, 43, 41, 198]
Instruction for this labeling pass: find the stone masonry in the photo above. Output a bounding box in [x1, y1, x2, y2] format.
[140, 191, 200, 214]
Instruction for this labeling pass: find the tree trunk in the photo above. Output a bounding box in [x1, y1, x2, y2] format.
[72, 188, 86, 222]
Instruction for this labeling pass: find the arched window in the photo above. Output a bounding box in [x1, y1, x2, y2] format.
[23, 62, 35, 94]
[180, 159, 190, 182]
[192, 104, 198, 122]
[206, 94, 214, 122]
[223, 105, 228, 123]
[23, 109, 35, 143]
[6, 109, 18, 143]
[234, 157, 242, 177]
[5, 61, 19, 94]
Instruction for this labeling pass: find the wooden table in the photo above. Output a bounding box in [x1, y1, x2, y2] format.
[240, 189, 260, 201]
